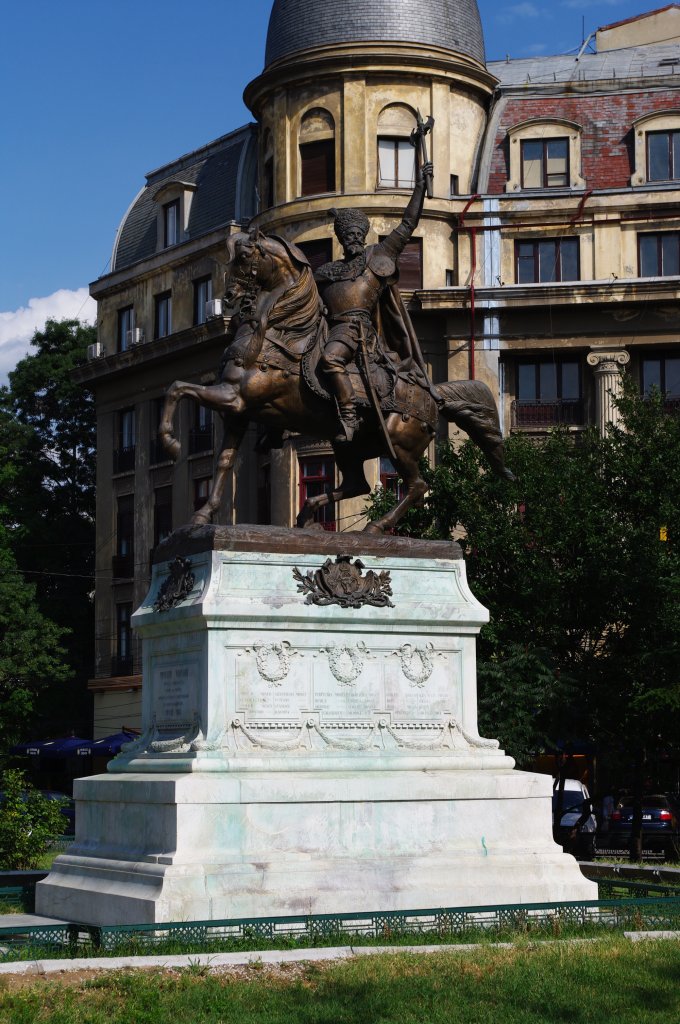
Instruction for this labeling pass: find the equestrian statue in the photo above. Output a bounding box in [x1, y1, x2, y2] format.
[159, 119, 515, 535]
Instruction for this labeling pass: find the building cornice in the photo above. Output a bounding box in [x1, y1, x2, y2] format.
[245, 41, 497, 115]
[417, 277, 680, 310]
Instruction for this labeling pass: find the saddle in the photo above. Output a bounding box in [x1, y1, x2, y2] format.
[223, 321, 438, 432]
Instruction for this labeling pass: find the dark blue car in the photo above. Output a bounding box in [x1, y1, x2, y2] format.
[609, 794, 679, 860]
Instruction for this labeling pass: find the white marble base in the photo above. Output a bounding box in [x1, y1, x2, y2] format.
[36, 768, 596, 925]
[37, 528, 597, 924]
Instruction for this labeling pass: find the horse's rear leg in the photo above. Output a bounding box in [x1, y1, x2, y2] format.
[192, 419, 247, 526]
[296, 444, 371, 529]
[363, 425, 428, 534]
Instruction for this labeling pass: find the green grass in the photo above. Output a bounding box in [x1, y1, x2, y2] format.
[0, 938, 679, 1023]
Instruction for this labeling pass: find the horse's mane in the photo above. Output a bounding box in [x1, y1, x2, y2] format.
[267, 262, 321, 334]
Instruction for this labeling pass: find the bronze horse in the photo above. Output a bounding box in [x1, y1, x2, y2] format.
[159, 231, 514, 534]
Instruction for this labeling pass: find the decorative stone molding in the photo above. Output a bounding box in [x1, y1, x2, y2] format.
[505, 118, 586, 193]
[587, 348, 631, 434]
[630, 110, 680, 186]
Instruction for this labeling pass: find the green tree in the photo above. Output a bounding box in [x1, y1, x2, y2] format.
[0, 770, 67, 870]
[0, 318, 96, 740]
[366, 382, 680, 778]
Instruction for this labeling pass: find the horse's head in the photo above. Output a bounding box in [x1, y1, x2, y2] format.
[224, 230, 277, 309]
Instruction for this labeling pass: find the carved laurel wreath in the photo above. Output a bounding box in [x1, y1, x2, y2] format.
[323, 641, 368, 686]
[397, 643, 435, 687]
[254, 641, 291, 686]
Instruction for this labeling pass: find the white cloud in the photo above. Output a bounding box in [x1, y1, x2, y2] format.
[0, 288, 97, 383]
[497, 3, 542, 23]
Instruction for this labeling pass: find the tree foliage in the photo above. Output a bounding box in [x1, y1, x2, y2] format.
[0, 770, 68, 870]
[367, 381, 680, 771]
[0, 319, 96, 742]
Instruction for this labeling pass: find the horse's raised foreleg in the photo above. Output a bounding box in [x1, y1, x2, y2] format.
[296, 443, 372, 530]
[363, 421, 429, 534]
[159, 380, 240, 461]
[192, 418, 247, 526]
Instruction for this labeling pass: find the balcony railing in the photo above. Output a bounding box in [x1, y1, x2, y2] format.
[189, 426, 213, 456]
[112, 553, 134, 580]
[512, 399, 584, 429]
[113, 446, 136, 473]
[149, 438, 170, 465]
[110, 654, 134, 677]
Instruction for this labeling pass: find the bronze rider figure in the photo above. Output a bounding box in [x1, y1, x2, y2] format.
[314, 156, 434, 442]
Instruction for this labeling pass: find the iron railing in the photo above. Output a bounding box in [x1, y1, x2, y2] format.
[113, 446, 136, 473]
[512, 399, 584, 428]
[0, 891, 679, 962]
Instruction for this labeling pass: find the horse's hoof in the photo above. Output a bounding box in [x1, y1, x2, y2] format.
[191, 512, 212, 527]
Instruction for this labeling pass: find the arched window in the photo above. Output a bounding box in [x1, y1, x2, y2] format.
[505, 119, 585, 193]
[299, 108, 336, 197]
[377, 104, 417, 189]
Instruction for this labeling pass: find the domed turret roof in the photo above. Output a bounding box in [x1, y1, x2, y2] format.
[264, 0, 485, 67]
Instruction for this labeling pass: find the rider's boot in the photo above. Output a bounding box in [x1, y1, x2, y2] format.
[330, 369, 358, 442]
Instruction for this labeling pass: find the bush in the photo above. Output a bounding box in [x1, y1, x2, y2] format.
[0, 769, 67, 870]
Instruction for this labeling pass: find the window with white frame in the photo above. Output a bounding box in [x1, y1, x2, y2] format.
[506, 119, 585, 193]
[193, 276, 213, 325]
[631, 111, 680, 185]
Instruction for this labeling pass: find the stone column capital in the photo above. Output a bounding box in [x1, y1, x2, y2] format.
[587, 349, 631, 372]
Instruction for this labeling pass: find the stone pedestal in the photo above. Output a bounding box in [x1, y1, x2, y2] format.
[37, 526, 596, 925]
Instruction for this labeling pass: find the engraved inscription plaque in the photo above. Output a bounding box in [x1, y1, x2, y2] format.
[153, 659, 199, 729]
[384, 652, 458, 722]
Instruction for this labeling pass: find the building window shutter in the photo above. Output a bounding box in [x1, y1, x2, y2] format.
[300, 140, 335, 197]
[397, 239, 423, 290]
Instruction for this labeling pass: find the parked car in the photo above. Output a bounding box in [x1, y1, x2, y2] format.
[609, 794, 679, 860]
[552, 779, 597, 860]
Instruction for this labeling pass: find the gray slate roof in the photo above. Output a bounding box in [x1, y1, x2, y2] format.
[265, 0, 485, 67]
[112, 125, 257, 272]
[490, 42, 680, 89]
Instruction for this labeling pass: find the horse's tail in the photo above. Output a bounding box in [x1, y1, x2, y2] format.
[435, 379, 516, 482]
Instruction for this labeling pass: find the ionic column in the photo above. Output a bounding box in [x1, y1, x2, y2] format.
[587, 349, 631, 435]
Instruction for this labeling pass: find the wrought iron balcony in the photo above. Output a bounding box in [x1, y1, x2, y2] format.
[511, 399, 584, 429]
[113, 446, 136, 473]
[189, 426, 213, 456]
[111, 553, 134, 580]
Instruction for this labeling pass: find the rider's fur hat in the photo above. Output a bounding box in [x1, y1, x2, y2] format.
[329, 207, 370, 241]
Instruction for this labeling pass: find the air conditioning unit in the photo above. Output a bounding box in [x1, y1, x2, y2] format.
[206, 299, 223, 319]
[126, 328, 144, 347]
[87, 342, 105, 360]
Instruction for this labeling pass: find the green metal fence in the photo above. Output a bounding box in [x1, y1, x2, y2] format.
[0, 895, 679, 962]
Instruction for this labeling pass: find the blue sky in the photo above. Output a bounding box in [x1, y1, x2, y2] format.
[0, 0, 662, 378]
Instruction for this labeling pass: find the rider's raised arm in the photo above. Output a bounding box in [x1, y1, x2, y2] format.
[379, 156, 432, 261]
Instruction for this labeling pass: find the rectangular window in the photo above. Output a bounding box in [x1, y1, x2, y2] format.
[450, 174, 460, 197]
[155, 292, 172, 339]
[114, 408, 136, 473]
[300, 140, 335, 197]
[515, 238, 580, 284]
[377, 138, 416, 189]
[380, 457, 406, 501]
[513, 359, 583, 427]
[153, 486, 172, 547]
[193, 276, 213, 326]
[193, 476, 213, 513]
[297, 238, 333, 274]
[189, 403, 213, 455]
[639, 232, 680, 277]
[521, 138, 569, 189]
[647, 130, 680, 181]
[118, 306, 135, 353]
[642, 356, 680, 397]
[114, 602, 133, 675]
[114, 494, 134, 578]
[163, 199, 180, 247]
[379, 235, 423, 290]
[298, 457, 336, 531]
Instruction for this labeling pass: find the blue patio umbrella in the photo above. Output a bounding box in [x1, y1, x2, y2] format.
[10, 740, 48, 757]
[38, 737, 94, 758]
[91, 731, 139, 756]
